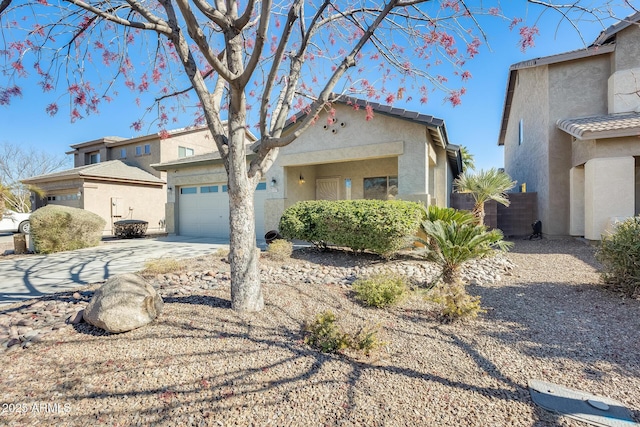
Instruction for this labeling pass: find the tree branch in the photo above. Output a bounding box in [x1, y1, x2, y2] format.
[64, 0, 172, 34]
[237, 0, 271, 87]
[0, 0, 12, 15]
[262, 0, 402, 151]
[235, 0, 255, 29]
[175, 0, 237, 82]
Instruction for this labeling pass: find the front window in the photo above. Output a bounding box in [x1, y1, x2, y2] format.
[364, 176, 398, 200]
[136, 146, 142, 156]
[120, 148, 126, 159]
[144, 144, 151, 154]
[178, 146, 194, 158]
[89, 152, 100, 164]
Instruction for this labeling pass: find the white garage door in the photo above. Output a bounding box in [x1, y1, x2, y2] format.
[178, 182, 267, 239]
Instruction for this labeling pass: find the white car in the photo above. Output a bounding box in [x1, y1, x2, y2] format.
[0, 209, 31, 234]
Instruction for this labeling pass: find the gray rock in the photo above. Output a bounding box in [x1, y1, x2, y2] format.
[66, 309, 85, 325]
[83, 273, 163, 333]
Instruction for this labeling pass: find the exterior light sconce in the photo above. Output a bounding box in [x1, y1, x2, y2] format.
[167, 186, 173, 192]
[77, 190, 82, 199]
[270, 178, 277, 188]
[299, 174, 305, 184]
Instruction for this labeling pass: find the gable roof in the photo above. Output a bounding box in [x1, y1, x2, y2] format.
[22, 160, 165, 185]
[498, 12, 640, 146]
[286, 94, 450, 149]
[556, 112, 640, 140]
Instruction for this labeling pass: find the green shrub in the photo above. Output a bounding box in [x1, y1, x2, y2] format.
[303, 311, 350, 354]
[352, 273, 408, 308]
[279, 200, 423, 257]
[303, 310, 383, 355]
[30, 205, 105, 254]
[596, 217, 640, 297]
[423, 205, 476, 225]
[265, 239, 293, 261]
[427, 283, 485, 322]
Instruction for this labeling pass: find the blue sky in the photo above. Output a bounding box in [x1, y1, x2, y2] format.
[0, 4, 626, 172]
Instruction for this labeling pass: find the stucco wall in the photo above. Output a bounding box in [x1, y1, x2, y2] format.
[503, 66, 550, 227]
[584, 156, 635, 239]
[81, 180, 165, 235]
[546, 55, 610, 235]
[505, 55, 613, 236]
[612, 24, 640, 73]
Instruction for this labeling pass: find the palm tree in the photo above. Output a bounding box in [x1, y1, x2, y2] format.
[459, 146, 475, 172]
[418, 219, 512, 321]
[454, 168, 516, 225]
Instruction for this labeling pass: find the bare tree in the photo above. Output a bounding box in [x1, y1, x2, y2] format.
[0, 143, 70, 213]
[0, 0, 634, 311]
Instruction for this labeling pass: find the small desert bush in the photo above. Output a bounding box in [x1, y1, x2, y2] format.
[303, 310, 383, 355]
[596, 216, 640, 297]
[352, 273, 408, 308]
[142, 258, 184, 275]
[266, 239, 293, 261]
[30, 205, 105, 254]
[427, 283, 485, 322]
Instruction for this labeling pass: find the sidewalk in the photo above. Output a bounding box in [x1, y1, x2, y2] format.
[0, 236, 235, 308]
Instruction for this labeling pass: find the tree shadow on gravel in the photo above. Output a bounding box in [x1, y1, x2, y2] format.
[290, 246, 421, 268]
[163, 294, 231, 308]
[507, 238, 601, 270]
[471, 280, 640, 371]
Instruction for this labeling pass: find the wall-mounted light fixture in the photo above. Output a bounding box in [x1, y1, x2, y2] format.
[299, 174, 305, 184]
[77, 190, 82, 199]
[167, 186, 173, 192]
[270, 178, 277, 188]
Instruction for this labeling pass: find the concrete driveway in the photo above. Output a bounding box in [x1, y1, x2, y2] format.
[0, 235, 236, 308]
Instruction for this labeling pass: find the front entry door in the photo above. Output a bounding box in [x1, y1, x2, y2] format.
[316, 178, 340, 200]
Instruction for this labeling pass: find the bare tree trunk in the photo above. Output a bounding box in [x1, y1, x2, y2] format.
[226, 48, 263, 311]
[228, 184, 264, 311]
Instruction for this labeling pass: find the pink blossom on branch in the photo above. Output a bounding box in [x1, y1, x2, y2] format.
[0, 86, 22, 105]
[45, 103, 58, 116]
[519, 26, 540, 51]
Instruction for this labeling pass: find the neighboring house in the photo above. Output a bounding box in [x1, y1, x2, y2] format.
[22, 127, 225, 235]
[153, 95, 462, 239]
[498, 13, 640, 240]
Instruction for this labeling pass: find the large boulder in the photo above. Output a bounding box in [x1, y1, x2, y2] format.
[83, 273, 163, 333]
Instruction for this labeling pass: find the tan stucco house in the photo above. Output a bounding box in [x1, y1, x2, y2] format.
[153, 95, 462, 239]
[499, 13, 640, 240]
[22, 127, 223, 235]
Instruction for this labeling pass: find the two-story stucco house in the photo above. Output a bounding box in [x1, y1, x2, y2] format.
[499, 13, 640, 239]
[153, 95, 462, 239]
[22, 126, 225, 235]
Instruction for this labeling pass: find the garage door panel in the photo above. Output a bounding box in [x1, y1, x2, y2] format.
[178, 183, 266, 240]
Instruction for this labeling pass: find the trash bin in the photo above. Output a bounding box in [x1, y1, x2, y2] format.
[13, 233, 27, 254]
[264, 230, 282, 244]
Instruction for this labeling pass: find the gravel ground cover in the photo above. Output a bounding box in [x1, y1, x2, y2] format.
[0, 238, 638, 426]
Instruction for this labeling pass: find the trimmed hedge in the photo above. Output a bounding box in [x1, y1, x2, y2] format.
[279, 200, 423, 257]
[30, 205, 106, 254]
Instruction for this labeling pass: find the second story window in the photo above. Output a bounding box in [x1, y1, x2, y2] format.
[89, 152, 100, 164]
[136, 144, 151, 156]
[120, 148, 126, 159]
[144, 144, 151, 154]
[518, 119, 524, 146]
[136, 146, 142, 156]
[178, 146, 194, 158]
